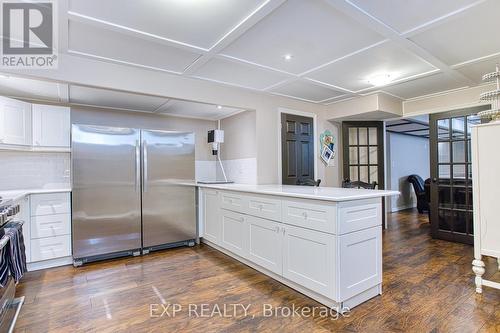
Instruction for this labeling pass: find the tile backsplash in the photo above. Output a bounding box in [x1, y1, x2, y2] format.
[0, 152, 71, 190]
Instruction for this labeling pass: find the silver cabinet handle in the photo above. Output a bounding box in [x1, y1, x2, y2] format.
[135, 139, 140, 193]
[275, 226, 280, 233]
[282, 228, 286, 235]
[142, 140, 148, 192]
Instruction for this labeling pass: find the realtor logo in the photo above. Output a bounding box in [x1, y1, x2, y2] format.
[1, 0, 58, 68]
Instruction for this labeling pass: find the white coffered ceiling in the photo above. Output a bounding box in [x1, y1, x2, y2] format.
[51, 0, 500, 104]
[0, 75, 242, 120]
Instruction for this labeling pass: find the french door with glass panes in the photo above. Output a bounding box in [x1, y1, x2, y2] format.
[429, 106, 488, 244]
[342, 122, 385, 189]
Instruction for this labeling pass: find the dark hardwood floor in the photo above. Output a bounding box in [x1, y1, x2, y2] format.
[15, 209, 500, 332]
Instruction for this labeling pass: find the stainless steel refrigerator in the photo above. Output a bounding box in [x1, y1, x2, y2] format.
[71, 125, 196, 265]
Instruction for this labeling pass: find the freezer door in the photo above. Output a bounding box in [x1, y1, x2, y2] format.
[141, 130, 196, 248]
[72, 125, 142, 259]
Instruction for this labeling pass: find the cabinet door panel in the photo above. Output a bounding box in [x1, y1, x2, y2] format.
[31, 214, 71, 239]
[32, 104, 70, 148]
[220, 209, 247, 258]
[202, 189, 220, 244]
[338, 226, 382, 301]
[247, 215, 282, 275]
[282, 224, 335, 298]
[0, 96, 31, 146]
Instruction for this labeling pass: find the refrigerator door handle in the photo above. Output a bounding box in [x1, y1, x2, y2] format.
[142, 140, 148, 192]
[135, 139, 140, 192]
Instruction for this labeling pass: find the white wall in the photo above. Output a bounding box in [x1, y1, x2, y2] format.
[387, 132, 430, 212]
[0, 152, 70, 190]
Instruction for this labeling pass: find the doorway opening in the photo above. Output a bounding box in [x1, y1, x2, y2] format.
[280, 112, 316, 185]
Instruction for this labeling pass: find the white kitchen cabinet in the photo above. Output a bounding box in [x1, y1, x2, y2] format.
[199, 187, 391, 310]
[220, 209, 247, 258]
[0, 96, 32, 146]
[247, 215, 282, 275]
[32, 104, 70, 149]
[201, 188, 220, 244]
[30, 192, 72, 263]
[338, 226, 381, 301]
[282, 223, 335, 298]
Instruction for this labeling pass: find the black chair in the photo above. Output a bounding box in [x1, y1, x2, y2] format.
[342, 179, 377, 189]
[296, 178, 321, 187]
[407, 175, 430, 213]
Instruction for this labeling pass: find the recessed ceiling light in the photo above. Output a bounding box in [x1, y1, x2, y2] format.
[283, 54, 293, 61]
[367, 73, 394, 87]
[216, 105, 222, 109]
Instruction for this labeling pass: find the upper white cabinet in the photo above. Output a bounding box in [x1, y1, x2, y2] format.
[32, 104, 71, 149]
[0, 96, 32, 146]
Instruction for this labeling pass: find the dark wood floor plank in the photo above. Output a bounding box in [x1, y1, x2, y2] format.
[14, 209, 500, 332]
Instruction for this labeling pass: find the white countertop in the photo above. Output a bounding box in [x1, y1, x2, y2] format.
[0, 187, 71, 202]
[195, 183, 399, 202]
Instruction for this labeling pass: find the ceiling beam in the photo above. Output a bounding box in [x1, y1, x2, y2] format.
[324, 0, 475, 87]
[183, 0, 287, 75]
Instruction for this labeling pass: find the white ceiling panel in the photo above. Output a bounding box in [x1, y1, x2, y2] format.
[0, 76, 61, 102]
[69, 86, 168, 112]
[159, 100, 242, 120]
[410, 0, 500, 66]
[382, 73, 466, 99]
[349, 0, 480, 33]
[307, 42, 436, 92]
[193, 57, 291, 90]
[455, 56, 500, 84]
[69, 0, 267, 49]
[269, 80, 345, 102]
[221, 0, 384, 74]
[68, 20, 201, 73]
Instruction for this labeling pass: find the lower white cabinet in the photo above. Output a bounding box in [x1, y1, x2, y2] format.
[338, 226, 381, 301]
[247, 215, 282, 275]
[202, 189, 220, 244]
[282, 224, 335, 298]
[200, 188, 383, 309]
[220, 209, 247, 257]
[28, 192, 72, 265]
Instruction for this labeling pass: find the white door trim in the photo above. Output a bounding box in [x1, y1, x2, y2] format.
[277, 107, 318, 184]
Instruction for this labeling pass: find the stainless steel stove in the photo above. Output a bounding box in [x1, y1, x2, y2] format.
[0, 198, 24, 333]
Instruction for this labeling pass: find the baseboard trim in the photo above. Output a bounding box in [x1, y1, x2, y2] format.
[27, 256, 73, 271]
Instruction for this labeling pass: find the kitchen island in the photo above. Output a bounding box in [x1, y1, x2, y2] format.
[197, 183, 398, 310]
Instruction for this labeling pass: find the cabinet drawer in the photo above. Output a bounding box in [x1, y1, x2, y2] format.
[30, 192, 70, 216]
[282, 199, 336, 234]
[246, 194, 282, 222]
[31, 235, 71, 262]
[220, 191, 246, 212]
[31, 214, 71, 239]
[338, 199, 381, 235]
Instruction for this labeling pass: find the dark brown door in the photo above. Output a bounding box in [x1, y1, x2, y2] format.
[281, 113, 314, 185]
[429, 106, 488, 244]
[342, 121, 385, 189]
